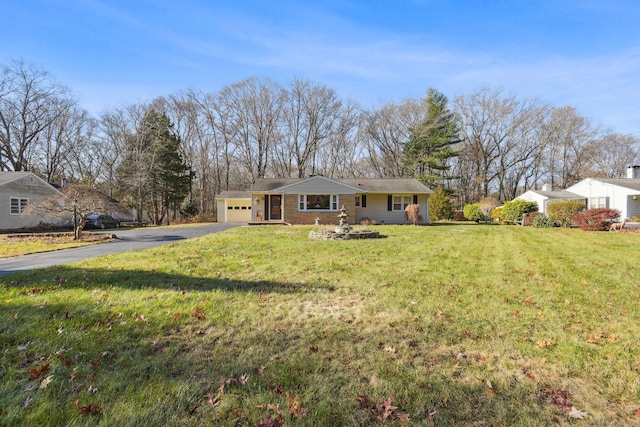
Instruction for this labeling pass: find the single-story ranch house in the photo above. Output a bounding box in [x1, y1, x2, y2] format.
[515, 166, 640, 220]
[216, 175, 433, 225]
[0, 171, 65, 230]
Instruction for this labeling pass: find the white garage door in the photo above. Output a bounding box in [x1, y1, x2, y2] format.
[225, 202, 252, 222]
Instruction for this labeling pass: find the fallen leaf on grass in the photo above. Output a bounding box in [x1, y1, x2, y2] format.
[358, 395, 409, 423]
[287, 393, 309, 419]
[75, 399, 101, 415]
[536, 339, 556, 348]
[568, 406, 588, 419]
[91, 354, 103, 371]
[29, 363, 50, 380]
[39, 375, 53, 389]
[193, 307, 206, 321]
[486, 380, 496, 395]
[256, 415, 283, 427]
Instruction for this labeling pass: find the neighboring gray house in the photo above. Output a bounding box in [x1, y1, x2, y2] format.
[216, 175, 433, 225]
[0, 171, 65, 230]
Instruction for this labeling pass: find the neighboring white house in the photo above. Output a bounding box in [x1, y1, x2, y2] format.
[565, 177, 640, 220]
[0, 171, 66, 230]
[516, 186, 584, 215]
[514, 167, 640, 220]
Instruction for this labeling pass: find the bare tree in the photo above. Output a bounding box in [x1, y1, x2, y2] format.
[590, 133, 640, 178]
[538, 106, 599, 188]
[361, 99, 422, 178]
[222, 78, 284, 183]
[454, 87, 546, 203]
[0, 61, 75, 172]
[277, 78, 342, 178]
[24, 183, 129, 239]
[316, 99, 364, 178]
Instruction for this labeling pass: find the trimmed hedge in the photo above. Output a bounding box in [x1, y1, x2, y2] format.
[502, 200, 538, 222]
[547, 200, 585, 227]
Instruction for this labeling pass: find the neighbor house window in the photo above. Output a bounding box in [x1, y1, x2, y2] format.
[355, 196, 360, 207]
[298, 194, 338, 211]
[589, 197, 608, 209]
[10, 197, 28, 214]
[393, 195, 412, 211]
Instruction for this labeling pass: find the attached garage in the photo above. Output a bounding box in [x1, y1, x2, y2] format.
[215, 191, 252, 223]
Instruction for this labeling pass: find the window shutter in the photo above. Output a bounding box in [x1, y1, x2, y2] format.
[362, 195, 367, 208]
[413, 195, 418, 204]
[387, 195, 392, 211]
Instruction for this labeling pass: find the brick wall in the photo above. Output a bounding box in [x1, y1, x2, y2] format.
[283, 194, 357, 225]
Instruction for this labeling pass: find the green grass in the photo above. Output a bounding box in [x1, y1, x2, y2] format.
[1, 224, 639, 426]
[0, 234, 113, 258]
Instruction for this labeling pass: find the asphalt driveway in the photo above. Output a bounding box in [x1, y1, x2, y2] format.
[0, 223, 243, 277]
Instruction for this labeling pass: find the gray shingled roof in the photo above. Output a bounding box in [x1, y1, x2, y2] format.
[216, 190, 252, 199]
[340, 178, 432, 193]
[250, 177, 432, 193]
[595, 178, 640, 192]
[529, 190, 583, 199]
[250, 178, 300, 192]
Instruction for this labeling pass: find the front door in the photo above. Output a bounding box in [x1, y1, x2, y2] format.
[269, 195, 282, 220]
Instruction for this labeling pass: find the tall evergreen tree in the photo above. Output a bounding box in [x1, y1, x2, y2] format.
[404, 88, 461, 191]
[117, 108, 193, 224]
[150, 127, 194, 224]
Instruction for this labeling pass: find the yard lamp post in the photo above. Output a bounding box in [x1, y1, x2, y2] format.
[73, 199, 78, 240]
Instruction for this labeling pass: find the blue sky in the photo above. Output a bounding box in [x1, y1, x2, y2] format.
[2, 0, 639, 135]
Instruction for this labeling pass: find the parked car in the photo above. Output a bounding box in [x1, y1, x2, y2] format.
[84, 214, 121, 229]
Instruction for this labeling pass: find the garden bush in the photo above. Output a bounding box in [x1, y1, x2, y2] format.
[523, 211, 541, 226]
[463, 203, 482, 222]
[491, 207, 503, 222]
[532, 213, 555, 228]
[454, 210, 466, 221]
[502, 199, 538, 222]
[478, 197, 499, 222]
[429, 186, 455, 221]
[547, 200, 585, 227]
[572, 208, 620, 231]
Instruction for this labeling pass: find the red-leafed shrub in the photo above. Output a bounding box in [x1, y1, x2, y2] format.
[523, 211, 541, 226]
[454, 210, 466, 221]
[571, 208, 620, 231]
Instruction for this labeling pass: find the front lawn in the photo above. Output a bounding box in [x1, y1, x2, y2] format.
[0, 233, 114, 258]
[1, 225, 638, 426]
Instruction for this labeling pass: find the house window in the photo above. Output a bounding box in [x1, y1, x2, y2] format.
[10, 197, 28, 214]
[355, 196, 360, 207]
[298, 194, 339, 211]
[393, 195, 412, 211]
[589, 197, 608, 209]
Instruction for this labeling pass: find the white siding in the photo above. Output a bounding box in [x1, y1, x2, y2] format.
[566, 179, 634, 219]
[516, 191, 546, 213]
[354, 194, 429, 224]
